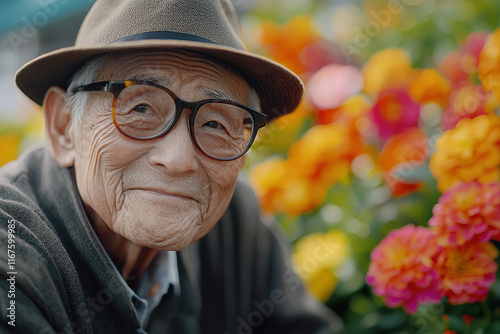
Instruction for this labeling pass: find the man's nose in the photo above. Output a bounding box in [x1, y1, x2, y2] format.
[147, 114, 200, 174]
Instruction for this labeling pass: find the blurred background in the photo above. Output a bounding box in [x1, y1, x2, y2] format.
[1, 1, 500, 333]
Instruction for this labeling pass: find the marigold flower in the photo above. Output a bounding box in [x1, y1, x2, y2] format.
[362, 48, 414, 95]
[379, 127, 429, 197]
[429, 181, 500, 246]
[435, 242, 498, 305]
[429, 114, 500, 192]
[479, 28, 500, 98]
[370, 89, 421, 141]
[366, 225, 442, 314]
[292, 230, 350, 302]
[409, 68, 451, 107]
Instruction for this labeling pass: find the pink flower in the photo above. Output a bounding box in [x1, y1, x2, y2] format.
[367, 225, 442, 314]
[370, 89, 421, 141]
[435, 242, 498, 305]
[429, 181, 500, 246]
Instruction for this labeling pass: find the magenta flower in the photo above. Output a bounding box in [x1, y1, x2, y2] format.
[370, 89, 421, 141]
[367, 225, 442, 314]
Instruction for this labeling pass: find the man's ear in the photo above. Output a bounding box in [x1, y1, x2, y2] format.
[43, 86, 76, 167]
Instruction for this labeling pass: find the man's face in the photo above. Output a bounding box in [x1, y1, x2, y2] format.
[69, 51, 250, 250]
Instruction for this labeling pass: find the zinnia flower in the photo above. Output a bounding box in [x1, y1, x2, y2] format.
[366, 225, 442, 314]
[429, 114, 500, 192]
[435, 242, 498, 305]
[369, 89, 421, 141]
[429, 181, 500, 246]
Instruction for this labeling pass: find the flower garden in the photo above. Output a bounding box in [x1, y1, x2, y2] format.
[1, 0, 500, 333]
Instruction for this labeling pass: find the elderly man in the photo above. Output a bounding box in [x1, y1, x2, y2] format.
[0, 0, 343, 333]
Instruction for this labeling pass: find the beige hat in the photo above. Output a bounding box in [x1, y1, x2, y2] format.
[15, 0, 304, 120]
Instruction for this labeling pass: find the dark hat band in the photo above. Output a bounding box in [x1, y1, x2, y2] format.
[113, 31, 217, 45]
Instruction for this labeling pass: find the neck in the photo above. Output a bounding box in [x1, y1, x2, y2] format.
[85, 206, 159, 290]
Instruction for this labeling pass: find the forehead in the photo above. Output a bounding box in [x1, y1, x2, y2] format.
[96, 50, 246, 88]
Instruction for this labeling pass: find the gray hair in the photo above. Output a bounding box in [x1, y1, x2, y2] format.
[65, 55, 107, 124]
[64, 52, 261, 123]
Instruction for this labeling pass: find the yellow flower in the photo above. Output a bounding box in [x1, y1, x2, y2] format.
[362, 48, 414, 95]
[478, 28, 500, 98]
[293, 230, 350, 302]
[0, 133, 22, 167]
[429, 114, 500, 192]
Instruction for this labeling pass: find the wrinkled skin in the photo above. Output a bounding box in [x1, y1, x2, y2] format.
[45, 50, 252, 280]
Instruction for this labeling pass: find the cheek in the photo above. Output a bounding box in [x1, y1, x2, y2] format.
[204, 158, 243, 217]
[206, 159, 243, 196]
[73, 117, 148, 225]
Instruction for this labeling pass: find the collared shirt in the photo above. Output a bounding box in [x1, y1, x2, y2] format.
[84, 216, 180, 327]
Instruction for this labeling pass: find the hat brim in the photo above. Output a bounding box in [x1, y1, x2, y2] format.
[15, 39, 303, 121]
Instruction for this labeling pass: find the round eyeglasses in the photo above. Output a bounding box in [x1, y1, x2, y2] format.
[73, 80, 267, 161]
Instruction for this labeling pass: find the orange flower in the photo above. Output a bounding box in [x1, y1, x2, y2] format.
[259, 16, 321, 75]
[479, 28, 500, 98]
[251, 119, 365, 215]
[429, 181, 500, 246]
[249, 158, 330, 216]
[379, 128, 429, 197]
[435, 242, 498, 305]
[362, 48, 414, 95]
[366, 225, 442, 314]
[429, 114, 500, 192]
[288, 120, 365, 185]
[409, 68, 451, 107]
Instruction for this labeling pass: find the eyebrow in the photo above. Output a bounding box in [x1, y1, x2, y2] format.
[200, 88, 236, 102]
[128, 74, 170, 86]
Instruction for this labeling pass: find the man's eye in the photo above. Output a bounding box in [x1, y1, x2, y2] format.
[204, 121, 221, 129]
[132, 104, 150, 113]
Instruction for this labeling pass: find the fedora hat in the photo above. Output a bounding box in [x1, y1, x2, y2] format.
[15, 0, 304, 120]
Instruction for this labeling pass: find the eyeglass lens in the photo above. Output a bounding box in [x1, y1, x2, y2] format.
[114, 83, 254, 159]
